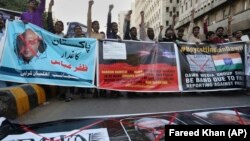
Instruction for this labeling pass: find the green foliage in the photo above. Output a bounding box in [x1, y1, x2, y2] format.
[0, 0, 27, 12]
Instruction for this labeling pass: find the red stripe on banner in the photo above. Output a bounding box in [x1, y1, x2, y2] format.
[63, 120, 104, 140]
[20, 120, 104, 141]
[21, 124, 50, 140]
[234, 108, 245, 125]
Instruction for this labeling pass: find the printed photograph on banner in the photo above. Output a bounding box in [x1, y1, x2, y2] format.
[120, 115, 186, 141]
[192, 110, 250, 125]
[187, 55, 215, 72]
[212, 53, 243, 72]
[15, 28, 47, 64]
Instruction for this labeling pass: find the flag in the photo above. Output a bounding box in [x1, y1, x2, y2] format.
[212, 53, 242, 71]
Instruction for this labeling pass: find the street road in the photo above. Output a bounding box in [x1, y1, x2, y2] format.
[15, 91, 250, 124]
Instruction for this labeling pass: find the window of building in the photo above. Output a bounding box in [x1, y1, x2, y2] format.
[177, 0, 179, 3]
[177, 11, 179, 17]
[166, 7, 169, 12]
[182, 6, 183, 13]
[186, 3, 188, 10]
[170, 0, 172, 3]
[190, 0, 192, 7]
[173, 7, 176, 12]
[170, 11, 172, 17]
[166, 20, 169, 26]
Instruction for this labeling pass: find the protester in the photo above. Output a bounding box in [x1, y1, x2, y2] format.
[210, 16, 233, 43]
[187, 10, 205, 43]
[123, 10, 139, 41]
[203, 31, 216, 44]
[106, 4, 121, 39]
[0, 17, 5, 40]
[21, 0, 45, 28]
[158, 26, 176, 42]
[47, 0, 64, 37]
[87, 0, 104, 40]
[73, 24, 85, 38]
[176, 28, 186, 42]
[100, 31, 106, 39]
[140, 11, 155, 41]
[232, 30, 243, 41]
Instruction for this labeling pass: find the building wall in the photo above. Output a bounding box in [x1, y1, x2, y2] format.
[118, 11, 127, 39]
[177, 0, 250, 35]
[132, 0, 179, 37]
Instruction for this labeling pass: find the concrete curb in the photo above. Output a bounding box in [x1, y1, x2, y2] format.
[0, 84, 47, 119]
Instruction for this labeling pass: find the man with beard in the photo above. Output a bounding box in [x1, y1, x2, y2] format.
[106, 4, 121, 39]
[47, 0, 64, 37]
[87, 0, 104, 40]
[212, 16, 233, 43]
[140, 11, 155, 41]
[187, 10, 205, 43]
[123, 10, 139, 41]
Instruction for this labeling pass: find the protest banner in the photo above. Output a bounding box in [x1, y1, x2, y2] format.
[178, 42, 246, 91]
[0, 21, 96, 87]
[98, 40, 180, 92]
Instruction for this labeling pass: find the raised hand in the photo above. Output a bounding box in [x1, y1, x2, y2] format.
[128, 10, 132, 15]
[160, 25, 164, 31]
[89, 0, 94, 7]
[140, 11, 144, 16]
[228, 15, 233, 23]
[49, 0, 54, 7]
[109, 4, 114, 11]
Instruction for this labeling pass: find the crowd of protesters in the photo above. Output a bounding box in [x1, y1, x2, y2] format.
[0, 0, 250, 100]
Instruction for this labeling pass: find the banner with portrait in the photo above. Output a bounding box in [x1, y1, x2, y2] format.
[178, 42, 246, 91]
[0, 21, 97, 87]
[98, 40, 180, 92]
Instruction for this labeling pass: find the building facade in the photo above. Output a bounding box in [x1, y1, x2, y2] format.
[132, 0, 180, 36]
[118, 11, 128, 39]
[176, 0, 250, 35]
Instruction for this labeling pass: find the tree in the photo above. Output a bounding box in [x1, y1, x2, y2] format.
[0, 0, 26, 12]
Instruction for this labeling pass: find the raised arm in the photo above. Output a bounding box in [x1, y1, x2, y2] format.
[158, 25, 164, 41]
[37, 0, 46, 12]
[106, 4, 113, 36]
[187, 9, 195, 39]
[227, 15, 233, 42]
[47, 0, 54, 33]
[203, 16, 208, 35]
[139, 11, 146, 41]
[171, 14, 176, 29]
[123, 10, 132, 40]
[87, 0, 94, 37]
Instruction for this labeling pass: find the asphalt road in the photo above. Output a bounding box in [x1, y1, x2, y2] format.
[15, 91, 250, 124]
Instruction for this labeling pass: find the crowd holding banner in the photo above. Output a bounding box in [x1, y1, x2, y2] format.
[0, 21, 250, 92]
